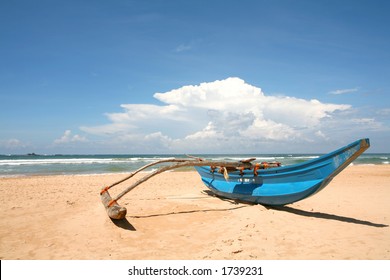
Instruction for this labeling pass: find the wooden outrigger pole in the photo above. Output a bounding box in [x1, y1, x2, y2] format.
[100, 157, 276, 220]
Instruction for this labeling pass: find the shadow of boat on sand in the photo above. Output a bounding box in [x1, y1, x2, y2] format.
[269, 205, 388, 228]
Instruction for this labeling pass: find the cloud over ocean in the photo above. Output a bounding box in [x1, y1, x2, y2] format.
[77, 77, 381, 153]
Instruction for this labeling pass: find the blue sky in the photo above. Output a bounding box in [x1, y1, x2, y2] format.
[1, 0, 389, 154]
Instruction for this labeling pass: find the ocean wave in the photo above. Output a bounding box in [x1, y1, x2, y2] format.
[0, 158, 119, 166]
[0, 157, 178, 166]
[1, 153, 388, 176]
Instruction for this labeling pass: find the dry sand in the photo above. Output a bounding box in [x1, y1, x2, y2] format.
[0, 165, 389, 260]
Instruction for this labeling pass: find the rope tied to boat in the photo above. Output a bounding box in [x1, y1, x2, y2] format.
[254, 163, 260, 176]
[253, 162, 282, 175]
[218, 167, 229, 180]
[100, 186, 110, 195]
[107, 199, 117, 208]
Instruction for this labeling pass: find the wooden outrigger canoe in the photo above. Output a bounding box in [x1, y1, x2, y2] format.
[100, 138, 369, 219]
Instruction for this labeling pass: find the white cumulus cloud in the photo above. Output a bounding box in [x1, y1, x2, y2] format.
[54, 130, 88, 144]
[0, 139, 28, 150]
[80, 77, 378, 153]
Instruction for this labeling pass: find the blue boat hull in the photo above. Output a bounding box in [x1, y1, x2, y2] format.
[195, 138, 370, 205]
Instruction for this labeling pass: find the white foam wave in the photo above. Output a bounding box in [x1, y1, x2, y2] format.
[0, 156, 180, 166]
[0, 158, 129, 166]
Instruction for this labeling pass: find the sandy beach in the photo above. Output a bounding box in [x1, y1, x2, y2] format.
[0, 165, 389, 260]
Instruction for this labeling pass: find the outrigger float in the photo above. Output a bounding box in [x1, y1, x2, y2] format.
[100, 138, 370, 220]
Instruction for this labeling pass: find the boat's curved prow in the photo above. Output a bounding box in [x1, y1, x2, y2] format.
[195, 138, 370, 206]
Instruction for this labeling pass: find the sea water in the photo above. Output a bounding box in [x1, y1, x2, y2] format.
[0, 153, 388, 177]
